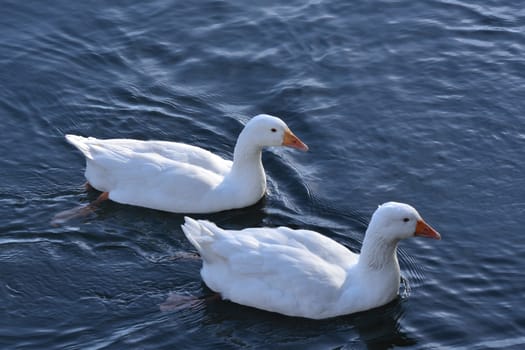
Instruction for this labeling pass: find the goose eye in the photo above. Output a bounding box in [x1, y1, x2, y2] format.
[271, 128, 277, 132]
[403, 218, 410, 222]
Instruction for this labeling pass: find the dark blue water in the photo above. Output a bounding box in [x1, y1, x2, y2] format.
[2, 0, 525, 348]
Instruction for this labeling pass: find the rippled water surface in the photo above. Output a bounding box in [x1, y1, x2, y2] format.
[1, 0, 525, 348]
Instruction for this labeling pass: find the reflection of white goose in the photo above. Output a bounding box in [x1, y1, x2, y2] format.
[65, 114, 308, 213]
[181, 202, 440, 319]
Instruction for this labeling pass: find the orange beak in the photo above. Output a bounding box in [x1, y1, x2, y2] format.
[415, 219, 441, 240]
[282, 129, 309, 151]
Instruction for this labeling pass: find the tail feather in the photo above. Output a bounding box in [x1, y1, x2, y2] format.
[181, 217, 216, 254]
[65, 134, 94, 160]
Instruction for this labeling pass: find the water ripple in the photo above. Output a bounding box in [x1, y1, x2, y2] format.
[2, 0, 525, 348]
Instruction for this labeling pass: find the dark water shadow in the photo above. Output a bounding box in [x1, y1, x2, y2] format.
[178, 287, 418, 349]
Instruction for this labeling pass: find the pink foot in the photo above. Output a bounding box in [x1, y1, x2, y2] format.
[169, 251, 201, 261]
[160, 292, 221, 312]
[51, 204, 95, 226]
[84, 182, 94, 191]
[51, 191, 110, 226]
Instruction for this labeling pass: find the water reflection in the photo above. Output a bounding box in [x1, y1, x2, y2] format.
[350, 299, 417, 349]
[194, 197, 268, 229]
[159, 280, 416, 349]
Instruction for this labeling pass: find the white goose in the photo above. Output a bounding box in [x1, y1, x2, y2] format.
[65, 114, 308, 213]
[181, 202, 441, 319]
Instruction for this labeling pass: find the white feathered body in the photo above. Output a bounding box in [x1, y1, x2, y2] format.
[65, 135, 265, 213]
[181, 218, 404, 319]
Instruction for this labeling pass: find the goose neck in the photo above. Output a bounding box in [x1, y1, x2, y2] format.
[358, 234, 400, 271]
[232, 135, 263, 169]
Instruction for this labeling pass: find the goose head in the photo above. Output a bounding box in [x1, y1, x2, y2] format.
[238, 114, 309, 151]
[358, 202, 440, 271]
[366, 202, 441, 242]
